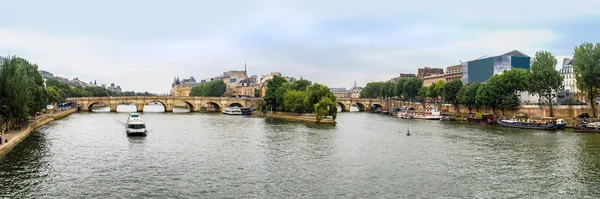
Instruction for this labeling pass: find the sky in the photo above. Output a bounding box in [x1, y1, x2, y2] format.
[1, 0, 599, 93]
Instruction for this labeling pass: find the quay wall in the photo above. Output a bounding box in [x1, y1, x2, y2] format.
[0, 108, 77, 158]
[256, 111, 336, 124]
[433, 104, 595, 119]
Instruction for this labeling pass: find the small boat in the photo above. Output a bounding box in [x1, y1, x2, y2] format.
[467, 114, 496, 125]
[222, 107, 252, 115]
[126, 113, 147, 136]
[573, 121, 600, 132]
[440, 113, 456, 121]
[496, 119, 558, 130]
[413, 107, 442, 120]
[396, 107, 415, 119]
[128, 113, 141, 121]
[540, 117, 566, 129]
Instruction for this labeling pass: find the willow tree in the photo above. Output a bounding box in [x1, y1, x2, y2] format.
[573, 42, 600, 118]
[529, 51, 563, 117]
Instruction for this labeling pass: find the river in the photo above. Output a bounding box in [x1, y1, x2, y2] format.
[1, 105, 600, 198]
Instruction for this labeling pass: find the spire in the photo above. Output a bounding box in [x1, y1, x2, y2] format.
[244, 61, 247, 73]
[300, 75, 303, 80]
[354, 81, 357, 88]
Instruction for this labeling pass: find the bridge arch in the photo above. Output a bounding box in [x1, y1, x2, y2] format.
[201, 101, 221, 112]
[88, 101, 109, 112]
[144, 100, 167, 112]
[336, 102, 347, 112]
[228, 102, 243, 107]
[354, 102, 366, 112]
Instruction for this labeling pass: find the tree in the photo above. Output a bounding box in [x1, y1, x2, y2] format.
[476, 82, 501, 114]
[433, 81, 445, 102]
[382, 81, 396, 99]
[426, 86, 436, 100]
[314, 96, 337, 121]
[84, 86, 109, 97]
[305, 83, 334, 112]
[418, 86, 428, 101]
[189, 80, 227, 97]
[444, 79, 463, 112]
[264, 76, 288, 110]
[403, 78, 422, 103]
[0, 56, 48, 129]
[295, 79, 311, 91]
[529, 51, 563, 117]
[360, 82, 384, 98]
[573, 42, 600, 117]
[396, 79, 407, 100]
[458, 83, 480, 114]
[46, 86, 65, 105]
[283, 90, 307, 113]
[276, 82, 298, 111]
[254, 88, 261, 98]
[499, 93, 520, 115]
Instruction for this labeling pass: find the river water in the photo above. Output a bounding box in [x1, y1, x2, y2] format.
[1, 105, 600, 198]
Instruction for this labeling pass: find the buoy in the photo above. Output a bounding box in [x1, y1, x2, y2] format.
[406, 128, 411, 136]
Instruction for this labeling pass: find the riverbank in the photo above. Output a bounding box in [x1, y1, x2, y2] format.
[0, 108, 77, 158]
[256, 111, 336, 124]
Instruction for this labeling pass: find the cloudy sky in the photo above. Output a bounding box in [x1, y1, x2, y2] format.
[1, 0, 599, 93]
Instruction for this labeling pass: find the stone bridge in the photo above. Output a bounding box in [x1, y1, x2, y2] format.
[335, 97, 395, 112]
[66, 96, 263, 112]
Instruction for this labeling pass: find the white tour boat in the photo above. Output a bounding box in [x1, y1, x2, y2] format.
[126, 113, 147, 136]
[222, 107, 252, 115]
[413, 107, 443, 120]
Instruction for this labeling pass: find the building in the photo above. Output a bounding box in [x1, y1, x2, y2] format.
[105, 83, 121, 92]
[350, 81, 362, 98]
[557, 58, 580, 104]
[232, 78, 260, 97]
[39, 70, 54, 79]
[389, 73, 417, 82]
[559, 58, 578, 94]
[422, 64, 462, 87]
[462, 50, 530, 84]
[417, 67, 444, 78]
[330, 87, 351, 98]
[444, 64, 462, 82]
[422, 74, 447, 87]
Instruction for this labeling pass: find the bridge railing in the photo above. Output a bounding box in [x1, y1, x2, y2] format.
[66, 96, 263, 101]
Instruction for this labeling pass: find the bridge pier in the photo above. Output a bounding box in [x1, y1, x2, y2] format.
[109, 105, 117, 112]
[136, 104, 144, 112]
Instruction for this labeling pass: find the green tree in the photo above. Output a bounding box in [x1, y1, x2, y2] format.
[283, 90, 307, 113]
[418, 86, 428, 101]
[189, 80, 227, 97]
[264, 76, 288, 110]
[276, 82, 298, 111]
[254, 88, 261, 98]
[499, 93, 520, 115]
[84, 86, 110, 97]
[314, 96, 337, 121]
[444, 79, 463, 111]
[458, 83, 480, 114]
[382, 81, 396, 99]
[403, 78, 422, 103]
[433, 81, 445, 102]
[529, 51, 563, 117]
[46, 86, 65, 105]
[573, 42, 600, 117]
[0, 56, 48, 129]
[295, 79, 311, 91]
[476, 82, 501, 114]
[305, 83, 334, 112]
[396, 79, 407, 100]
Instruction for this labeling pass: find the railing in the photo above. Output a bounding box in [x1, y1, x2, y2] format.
[66, 96, 263, 101]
